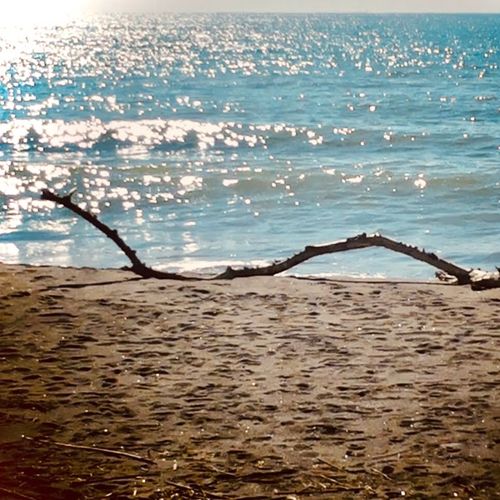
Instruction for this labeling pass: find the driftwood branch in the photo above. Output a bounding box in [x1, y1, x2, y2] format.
[41, 189, 499, 289]
[215, 233, 472, 283]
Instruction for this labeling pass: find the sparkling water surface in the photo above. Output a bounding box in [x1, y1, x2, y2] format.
[0, 14, 498, 278]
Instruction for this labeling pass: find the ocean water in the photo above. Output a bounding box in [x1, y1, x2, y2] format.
[0, 14, 498, 279]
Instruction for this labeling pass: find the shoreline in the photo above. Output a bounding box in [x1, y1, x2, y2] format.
[0, 262, 499, 498]
[0, 260, 453, 284]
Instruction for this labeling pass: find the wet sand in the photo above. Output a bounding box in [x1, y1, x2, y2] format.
[0, 263, 499, 499]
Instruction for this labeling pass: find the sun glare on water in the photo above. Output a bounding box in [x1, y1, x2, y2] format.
[1, 0, 88, 26]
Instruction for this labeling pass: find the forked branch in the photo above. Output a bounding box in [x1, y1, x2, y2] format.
[41, 189, 499, 289]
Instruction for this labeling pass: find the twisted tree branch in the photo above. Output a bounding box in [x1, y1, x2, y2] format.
[41, 189, 499, 289]
[215, 233, 472, 283]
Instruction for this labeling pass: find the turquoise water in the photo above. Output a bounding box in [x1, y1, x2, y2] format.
[0, 14, 498, 278]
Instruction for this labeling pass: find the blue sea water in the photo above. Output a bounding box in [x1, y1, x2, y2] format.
[0, 14, 498, 278]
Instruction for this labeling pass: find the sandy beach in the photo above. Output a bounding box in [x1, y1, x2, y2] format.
[0, 262, 498, 499]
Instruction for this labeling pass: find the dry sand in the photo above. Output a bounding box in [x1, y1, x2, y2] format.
[0, 263, 499, 499]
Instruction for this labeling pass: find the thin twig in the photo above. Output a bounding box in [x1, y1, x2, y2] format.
[23, 436, 155, 465]
[311, 473, 346, 485]
[233, 496, 270, 500]
[0, 487, 37, 500]
[367, 448, 407, 462]
[368, 467, 394, 481]
[163, 479, 229, 498]
[162, 480, 196, 493]
[317, 457, 344, 471]
[274, 486, 366, 495]
[205, 465, 238, 478]
[83, 472, 159, 485]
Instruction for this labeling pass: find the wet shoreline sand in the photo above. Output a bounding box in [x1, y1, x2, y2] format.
[0, 263, 499, 499]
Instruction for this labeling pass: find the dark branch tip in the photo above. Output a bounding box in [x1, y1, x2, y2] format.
[41, 189, 52, 200]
